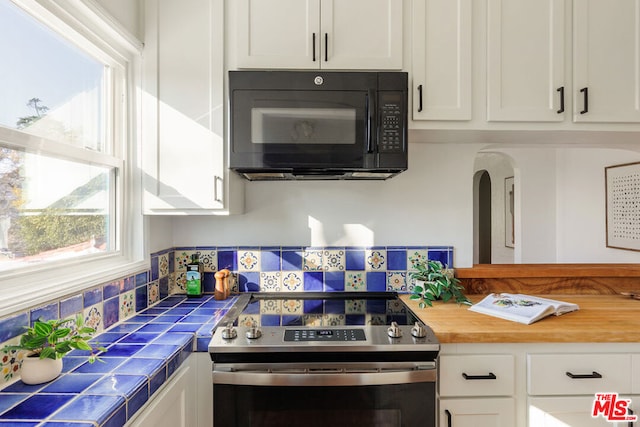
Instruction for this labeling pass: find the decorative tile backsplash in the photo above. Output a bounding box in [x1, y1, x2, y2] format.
[0, 244, 453, 389]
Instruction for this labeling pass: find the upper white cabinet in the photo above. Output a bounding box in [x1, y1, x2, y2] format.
[142, 0, 242, 214]
[486, 0, 565, 122]
[411, 0, 472, 121]
[573, 0, 640, 123]
[236, 0, 403, 69]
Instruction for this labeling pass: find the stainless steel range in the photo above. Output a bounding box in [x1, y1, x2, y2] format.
[209, 292, 439, 427]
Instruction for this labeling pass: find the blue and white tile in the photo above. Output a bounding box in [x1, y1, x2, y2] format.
[387, 272, 407, 292]
[281, 299, 303, 314]
[83, 303, 103, 334]
[259, 272, 281, 292]
[281, 271, 303, 292]
[197, 249, 217, 272]
[345, 271, 366, 291]
[303, 249, 323, 271]
[237, 314, 260, 327]
[172, 272, 186, 294]
[237, 250, 260, 272]
[365, 249, 386, 271]
[259, 299, 281, 314]
[322, 249, 345, 271]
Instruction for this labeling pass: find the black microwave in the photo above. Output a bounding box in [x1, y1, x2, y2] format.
[228, 71, 408, 181]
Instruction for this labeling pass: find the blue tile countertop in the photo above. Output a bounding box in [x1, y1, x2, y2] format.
[0, 295, 236, 427]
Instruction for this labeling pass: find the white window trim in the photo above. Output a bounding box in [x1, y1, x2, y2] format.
[0, 0, 146, 318]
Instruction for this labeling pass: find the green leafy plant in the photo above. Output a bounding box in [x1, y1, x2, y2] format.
[1, 315, 105, 363]
[410, 260, 471, 308]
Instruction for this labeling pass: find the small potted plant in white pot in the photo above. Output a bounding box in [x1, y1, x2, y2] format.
[1, 314, 105, 385]
[409, 259, 471, 308]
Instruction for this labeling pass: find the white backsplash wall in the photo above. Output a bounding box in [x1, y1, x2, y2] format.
[166, 143, 480, 267]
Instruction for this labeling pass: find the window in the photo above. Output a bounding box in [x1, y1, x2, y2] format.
[0, 0, 144, 316]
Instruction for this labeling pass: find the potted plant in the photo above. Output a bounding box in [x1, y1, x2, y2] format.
[1, 314, 105, 384]
[409, 259, 471, 308]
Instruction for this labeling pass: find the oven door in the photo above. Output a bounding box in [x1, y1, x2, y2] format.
[230, 90, 376, 171]
[212, 362, 436, 427]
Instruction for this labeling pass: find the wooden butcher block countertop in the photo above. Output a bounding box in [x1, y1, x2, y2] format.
[400, 294, 640, 344]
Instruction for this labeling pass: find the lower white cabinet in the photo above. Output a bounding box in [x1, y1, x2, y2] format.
[126, 353, 212, 427]
[439, 398, 516, 427]
[439, 343, 640, 427]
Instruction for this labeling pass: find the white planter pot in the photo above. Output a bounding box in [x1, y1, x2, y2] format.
[20, 356, 63, 385]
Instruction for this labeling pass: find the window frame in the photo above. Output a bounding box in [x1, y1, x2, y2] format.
[0, 0, 145, 318]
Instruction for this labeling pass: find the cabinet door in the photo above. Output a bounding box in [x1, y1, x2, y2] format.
[320, 0, 403, 69]
[573, 0, 640, 122]
[126, 355, 196, 427]
[142, 0, 228, 212]
[236, 0, 320, 69]
[529, 397, 628, 427]
[487, 0, 565, 122]
[439, 398, 515, 427]
[411, 0, 472, 120]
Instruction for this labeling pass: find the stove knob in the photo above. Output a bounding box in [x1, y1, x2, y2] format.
[387, 321, 402, 338]
[411, 322, 428, 339]
[221, 323, 237, 340]
[246, 322, 262, 340]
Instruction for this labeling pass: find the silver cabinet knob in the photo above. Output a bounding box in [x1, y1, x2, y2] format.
[221, 322, 237, 340]
[411, 322, 427, 338]
[387, 321, 402, 338]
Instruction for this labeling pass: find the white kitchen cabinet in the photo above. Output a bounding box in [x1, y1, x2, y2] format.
[486, 0, 565, 122]
[528, 396, 627, 427]
[235, 0, 403, 70]
[438, 354, 516, 427]
[439, 398, 516, 427]
[573, 0, 640, 123]
[411, 0, 472, 121]
[142, 0, 243, 215]
[126, 354, 196, 427]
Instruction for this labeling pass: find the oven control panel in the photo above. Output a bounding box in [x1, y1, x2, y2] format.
[284, 329, 366, 342]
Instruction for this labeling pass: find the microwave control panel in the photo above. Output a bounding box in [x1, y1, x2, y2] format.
[379, 92, 405, 153]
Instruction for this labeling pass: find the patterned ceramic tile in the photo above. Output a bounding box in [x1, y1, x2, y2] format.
[407, 249, 428, 271]
[158, 253, 169, 278]
[302, 314, 323, 327]
[345, 299, 366, 314]
[1, 336, 23, 384]
[174, 251, 193, 272]
[345, 271, 366, 291]
[366, 314, 387, 325]
[119, 291, 135, 320]
[260, 299, 281, 314]
[281, 271, 303, 292]
[387, 272, 407, 292]
[238, 250, 260, 272]
[281, 299, 303, 314]
[147, 281, 160, 306]
[260, 272, 281, 292]
[303, 249, 323, 271]
[322, 250, 345, 271]
[322, 314, 345, 326]
[387, 299, 407, 314]
[173, 272, 186, 294]
[365, 249, 386, 271]
[83, 303, 103, 334]
[198, 250, 217, 272]
[237, 314, 260, 327]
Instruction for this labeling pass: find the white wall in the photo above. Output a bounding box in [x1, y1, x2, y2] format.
[94, 0, 141, 39]
[167, 142, 482, 267]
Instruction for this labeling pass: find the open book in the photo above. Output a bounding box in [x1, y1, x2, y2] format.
[468, 293, 579, 325]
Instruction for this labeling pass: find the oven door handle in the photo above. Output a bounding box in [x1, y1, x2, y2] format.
[212, 366, 436, 387]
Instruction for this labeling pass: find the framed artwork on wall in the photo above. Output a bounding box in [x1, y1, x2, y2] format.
[605, 162, 640, 251]
[505, 176, 514, 248]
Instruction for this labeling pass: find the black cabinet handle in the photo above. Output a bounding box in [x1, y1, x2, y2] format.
[566, 371, 602, 379]
[445, 409, 452, 427]
[312, 33, 316, 62]
[580, 87, 589, 114]
[557, 86, 564, 114]
[324, 33, 328, 62]
[462, 372, 497, 380]
[629, 408, 635, 427]
[418, 85, 423, 112]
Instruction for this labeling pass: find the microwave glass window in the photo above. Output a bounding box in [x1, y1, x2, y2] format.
[251, 108, 356, 145]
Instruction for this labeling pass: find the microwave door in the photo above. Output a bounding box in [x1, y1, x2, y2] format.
[231, 90, 371, 170]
